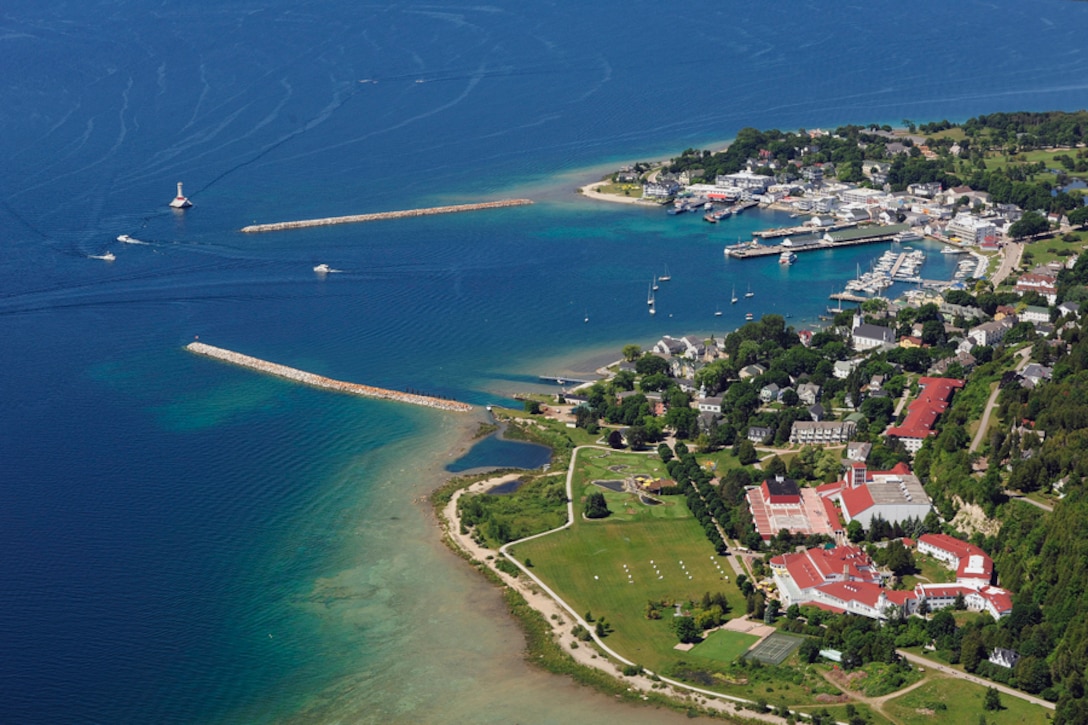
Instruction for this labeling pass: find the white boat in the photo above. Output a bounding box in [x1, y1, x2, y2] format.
[649, 304, 656, 315]
[647, 282, 654, 306]
[659, 265, 671, 282]
[731, 285, 738, 304]
[779, 250, 797, 265]
[169, 181, 192, 209]
[652, 276, 659, 291]
[117, 234, 132, 243]
[89, 251, 116, 262]
[745, 283, 754, 298]
[745, 312, 754, 321]
[314, 263, 331, 274]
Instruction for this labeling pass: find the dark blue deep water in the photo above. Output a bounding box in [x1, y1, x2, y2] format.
[3, 1, 1088, 722]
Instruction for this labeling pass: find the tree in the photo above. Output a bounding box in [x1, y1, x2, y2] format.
[673, 616, 700, 644]
[983, 686, 1002, 711]
[524, 399, 542, 414]
[584, 491, 611, 519]
[607, 429, 625, 449]
[622, 344, 642, 362]
[1068, 205, 1088, 228]
[847, 520, 865, 543]
[1008, 211, 1049, 239]
[736, 439, 758, 465]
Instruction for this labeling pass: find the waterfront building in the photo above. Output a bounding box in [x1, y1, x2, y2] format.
[946, 213, 998, 246]
[642, 179, 679, 198]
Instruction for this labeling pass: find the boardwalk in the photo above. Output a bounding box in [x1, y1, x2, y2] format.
[240, 199, 532, 233]
[186, 342, 472, 412]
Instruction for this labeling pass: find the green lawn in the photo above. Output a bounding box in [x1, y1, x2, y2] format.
[689, 629, 759, 664]
[900, 553, 957, 590]
[882, 674, 1051, 725]
[510, 504, 744, 672]
[792, 703, 891, 725]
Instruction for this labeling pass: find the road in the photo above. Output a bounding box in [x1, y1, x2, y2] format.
[991, 239, 1025, 286]
[897, 650, 1055, 710]
[969, 347, 1032, 454]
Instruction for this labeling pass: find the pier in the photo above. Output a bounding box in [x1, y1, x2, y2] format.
[725, 224, 909, 259]
[240, 199, 533, 233]
[186, 342, 472, 412]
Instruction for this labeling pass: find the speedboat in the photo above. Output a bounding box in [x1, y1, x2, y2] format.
[314, 263, 331, 274]
[89, 251, 115, 262]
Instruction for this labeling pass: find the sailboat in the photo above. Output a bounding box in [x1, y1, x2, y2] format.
[731, 285, 738, 304]
[652, 276, 659, 291]
[647, 282, 654, 306]
[584, 310, 589, 323]
[659, 265, 671, 282]
[745, 283, 754, 298]
[714, 306, 723, 317]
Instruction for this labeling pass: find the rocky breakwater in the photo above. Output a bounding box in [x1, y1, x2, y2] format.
[186, 342, 472, 413]
[240, 199, 533, 233]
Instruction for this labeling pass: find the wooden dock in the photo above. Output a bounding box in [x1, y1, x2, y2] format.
[240, 199, 533, 233]
[752, 221, 855, 239]
[186, 342, 472, 412]
[726, 226, 908, 259]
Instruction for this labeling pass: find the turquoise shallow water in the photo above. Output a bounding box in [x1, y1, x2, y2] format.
[3, 1, 1088, 722]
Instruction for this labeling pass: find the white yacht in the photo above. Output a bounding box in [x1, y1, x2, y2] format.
[314, 263, 331, 274]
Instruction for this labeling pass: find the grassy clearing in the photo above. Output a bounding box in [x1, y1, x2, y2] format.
[593, 182, 645, 197]
[792, 703, 892, 725]
[689, 629, 760, 664]
[882, 674, 1051, 725]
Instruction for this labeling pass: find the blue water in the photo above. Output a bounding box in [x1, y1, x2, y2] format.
[447, 431, 552, 473]
[3, 1, 1088, 722]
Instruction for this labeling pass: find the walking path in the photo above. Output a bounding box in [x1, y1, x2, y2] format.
[440, 447, 785, 722]
[896, 650, 1055, 710]
[815, 667, 931, 723]
[969, 347, 1031, 453]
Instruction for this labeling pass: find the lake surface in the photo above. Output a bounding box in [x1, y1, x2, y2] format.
[3, 1, 1088, 722]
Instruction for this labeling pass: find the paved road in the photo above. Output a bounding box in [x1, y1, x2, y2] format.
[969, 347, 1031, 454]
[897, 650, 1055, 710]
[1002, 490, 1054, 513]
[991, 240, 1025, 286]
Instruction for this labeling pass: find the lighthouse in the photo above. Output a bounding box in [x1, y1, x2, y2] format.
[169, 182, 193, 209]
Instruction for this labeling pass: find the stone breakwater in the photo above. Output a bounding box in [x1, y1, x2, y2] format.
[240, 199, 533, 233]
[185, 342, 472, 413]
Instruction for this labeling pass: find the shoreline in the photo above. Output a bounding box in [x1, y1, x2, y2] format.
[435, 450, 784, 723]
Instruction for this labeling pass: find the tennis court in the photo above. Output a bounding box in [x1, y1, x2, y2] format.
[744, 631, 805, 665]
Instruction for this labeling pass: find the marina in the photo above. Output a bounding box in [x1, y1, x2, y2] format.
[240, 199, 533, 233]
[724, 223, 910, 259]
[186, 342, 472, 412]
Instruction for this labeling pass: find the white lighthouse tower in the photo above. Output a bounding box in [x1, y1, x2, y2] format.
[169, 182, 193, 209]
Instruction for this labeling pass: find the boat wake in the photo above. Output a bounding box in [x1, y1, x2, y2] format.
[117, 235, 149, 245]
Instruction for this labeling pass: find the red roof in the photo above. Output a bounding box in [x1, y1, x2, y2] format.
[774, 545, 879, 591]
[887, 377, 963, 440]
[840, 484, 875, 519]
[818, 580, 885, 608]
[919, 533, 977, 559]
[822, 497, 843, 531]
[979, 586, 1014, 615]
[884, 589, 917, 606]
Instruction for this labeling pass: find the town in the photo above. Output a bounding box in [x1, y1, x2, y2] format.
[440, 112, 1088, 725]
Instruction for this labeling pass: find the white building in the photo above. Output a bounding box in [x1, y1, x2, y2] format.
[946, 213, 998, 246]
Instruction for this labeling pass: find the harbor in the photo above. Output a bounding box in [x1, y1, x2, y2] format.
[240, 199, 533, 233]
[186, 342, 473, 412]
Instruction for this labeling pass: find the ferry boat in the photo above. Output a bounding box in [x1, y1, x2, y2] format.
[169, 181, 192, 209]
[779, 250, 797, 265]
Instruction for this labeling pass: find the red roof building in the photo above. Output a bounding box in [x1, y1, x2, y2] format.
[886, 377, 964, 453]
[917, 533, 993, 588]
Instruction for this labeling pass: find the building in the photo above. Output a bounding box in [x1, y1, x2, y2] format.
[989, 648, 1021, 669]
[642, 179, 679, 198]
[790, 420, 856, 445]
[945, 213, 998, 246]
[917, 533, 994, 588]
[797, 382, 821, 405]
[697, 396, 723, 414]
[851, 314, 896, 351]
[1015, 272, 1059, 305]
[967, 317, 1015, 347]
[769, 544, 881, 605]
[886, 377, 964, 453]
[747, 425, 774, 444]
[715, 170, 772, 191]
[824, 462, 932, 529]
[746, 475, 842, 541]
[1020, 305, 1050, 324]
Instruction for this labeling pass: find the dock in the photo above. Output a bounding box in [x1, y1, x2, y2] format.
[240, 199, 533, 233]
[752, 221, 855, 239]
[186, 342, 472, 412]
[830, 292, 870, 303]
[725, 224, 910, 259]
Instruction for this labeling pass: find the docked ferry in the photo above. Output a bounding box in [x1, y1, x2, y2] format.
[779, 250, 797, 265]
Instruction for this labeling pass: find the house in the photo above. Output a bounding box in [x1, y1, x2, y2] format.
[908, 182, 942, 198]
[760, 383, 781, 403]
[989, 648, 1021, 669]
[790, 420, 856, 445]
[1020, 305, 1050, 324]
[747, 425, 774, 444]
[697, 396, 723, 414]
[1015, 272, 1058, 305]
[642, 179, 679, 198]
[1019, 363, 1052, 388]
[808, 403, 826, 422]
[797, 382, 821, 405]
[739, 363, 767, 380]
[798, 329, 815, 347]
[834, 360, 859, 379]
[930, 351, 976, 376]
[653, 336, 687, 356]
[968, 317, 1015, 347]
[1058, 301, 1080, 318]
[846, 441, 872, 462]
[886, 377, 964, 453]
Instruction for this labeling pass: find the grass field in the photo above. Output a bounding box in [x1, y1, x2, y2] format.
[570, 449, 686, 522]
[510, 464, 745, 673]
[882, 674, 1051, 725]
[688, 629, 759, 665]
